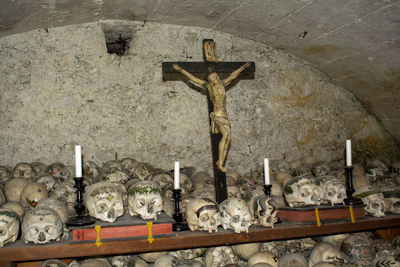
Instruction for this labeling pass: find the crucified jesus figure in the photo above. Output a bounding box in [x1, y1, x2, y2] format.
[173, 62, 251, 172]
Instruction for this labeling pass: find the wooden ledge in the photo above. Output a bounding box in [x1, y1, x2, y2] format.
[1, 215, 400, 263]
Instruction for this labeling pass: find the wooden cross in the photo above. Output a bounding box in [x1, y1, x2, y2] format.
[162, 39, 255, 203]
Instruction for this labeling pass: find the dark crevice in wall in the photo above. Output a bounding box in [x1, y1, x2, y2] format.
[101, 26, 132, 56]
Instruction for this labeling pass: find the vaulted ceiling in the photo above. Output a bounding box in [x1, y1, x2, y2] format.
[1, 0, 399, 145]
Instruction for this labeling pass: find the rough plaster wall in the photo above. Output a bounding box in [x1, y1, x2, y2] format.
[0, 20, 398, 174]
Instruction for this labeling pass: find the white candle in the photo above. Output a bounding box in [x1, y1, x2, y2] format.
[174, 160, 180, 189]
[346, 139, 352, 166]
[75, 145, 82, 177]
[264, 158, 270, 185]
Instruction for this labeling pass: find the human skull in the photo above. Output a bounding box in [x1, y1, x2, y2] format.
[128, 180, 163, 220]
[316, 176, 346, 206]
[204, 246, 239, 267]
[154, 255, 179, 267]
[179, 173, 193, 195]
[227, 185, 241, 198]
[39, 259, 68, 267]
[249, 195, 278, 228]
[291, 165, 313, 177]
[22, 207, 63, 244]
[284, 176, 322, 207]
[13, 162, 36, 181]
[382, 190, 400, 214]
[320, 233, 350, 248]
[47, 162, 71, 184]
[247, 251, 278, 267]
[191, 185, 216, 201]
[308, 243, 346, 267]
[354, 186, 385, 217]
[100, 160, 130, 184]
[392, 161, 400, 175]
[277, 253, 307, 267]
[20, 182, 49, 209]
[151, 173, 173, 190]
[2, 201, 25, 220]
[192, 171, 214, 190]
[120, 157, 139, 178]
[219, 197, 252, 233]
[185, 198, 221, 232]
[301, 155, 317, 166]
[138, 251, 168, 263]
[353, 175, 371, 189]
[79, 258, 112, 267]
[226, 169, 241, 186]
[270, 159, 290, 175]
[366, 159, 389, 177]
[312, 162, 331, 177]
[0, 166, 12, 185]
[30, 162, 48, 176]
[341, 233, 376, 264]
[289, 159, 302, 170]
[35, 174, 58, 191]
[352, 163, 366, 176]
[0, 208, 19, 247]
[169, 248, 206, 262]
[130, 162, 158, 181]
[4, 178, 29, 202]
[50, 180, 77, 204]
[275, 172, 292, 187]
[83, 161, 102, 183]
[232, 242, 261, 260]
[374, 250, 400, 267]
[36, 198, 68, 223]
[84, 182, 124, 223]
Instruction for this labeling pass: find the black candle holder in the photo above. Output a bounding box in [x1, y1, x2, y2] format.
[66, 177, 95, 226]
[343, 166, 363, 206]
[172, 189, 189, 231]
[263, 184, 272, 197]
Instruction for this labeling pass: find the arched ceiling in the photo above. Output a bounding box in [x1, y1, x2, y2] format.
[1, 0, 399, 145]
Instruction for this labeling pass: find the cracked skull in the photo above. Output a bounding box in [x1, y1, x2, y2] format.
[316, 176, 346, 206]
[22, 207, 63, 244]
[84, 182, 124, 223]
[128, 181, 163, 220]
[354, 187, 385, 217]
[186, 198, 221, 233]
[284, 176, 322, 207]
[0, 208, 19, 247]
[249, 195, 278, 228]
[220, 197, 252, 233]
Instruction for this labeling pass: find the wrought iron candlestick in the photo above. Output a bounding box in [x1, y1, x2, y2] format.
[172, 189, 188, 231]
[263, 184, 272, 197]
[344, 166, 363, 206]
[66, 177, 95, 226]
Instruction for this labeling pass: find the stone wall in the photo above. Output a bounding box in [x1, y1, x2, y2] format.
[0, 20, 398, 174]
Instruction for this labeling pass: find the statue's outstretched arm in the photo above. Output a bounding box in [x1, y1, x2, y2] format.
[173, 64, 206, 86]
[223, 62, 251, 86]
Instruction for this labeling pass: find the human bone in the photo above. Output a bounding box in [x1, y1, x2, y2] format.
[291, 165, 313, 177]
[270, 159, 290, 175]
[366, 159, 389, 176]
[249, 194, 278, 228]
[308, 243, 346, 267]
[374, 250, 400, 267]
[311, 263, 336, 267]
[169, 248, 206, 262]
[204, 246, 239, 267]
[1, 201, 25, 220]
[128, 180, 163, 220]
[284, 176, 322, 207]
[275, 171, 292, 187]
[301, 155, 317, 166]
[219, 197, 252, 233]
[237, 177, 258, 201]
[35, 174, 58, 191]
[247, 251, 278, 267]
[50, 180, 77, 204]
[271, 180, 283, 197]
[352, 163, 366, 176]
[138, 251, 168, 262]
[0, 208, 19, 247]
[316, 176, 346, 206]
[119, 157, 139, 177]
[341, 233, 376, 263]
[192, 171, 214, 190]
[320, 233, 350, 248]
[39, 259, 68, 267]
[36, 198, 69, 223]
[227, 185, 241, 198]
[354, 186, 385, 217]
[289, 159, 302, 170]
[392, 161, 400, 175]
[47, 162, 71, 184]
[129, 257, 149, 267]
[79, 258, 112, 267]
[277, 253, 307, 267]
[226, 169, 241, 186]
[179, 173, 193, 195]
[382, 190, 400, 214]
[191, 185, 216, 201]
[83, 160, 102, 182]
[22, 206, 63, 244]
[151, 173, 173, 190]
[185, 198, 221, 232]
[84, 182, 124, 222]
[353, 175, 371, 189]
[130, 162, 158, 181]
[0, 166, 12, 184]
[232, 242, 261, 260]
[154, 255, 179, 267]
[20, 182, 48, 208]
[12, 162, 37, 181]
[4, 178, 29, 202]
[312, 162, 331, 177]
[0, 188, 4, 206]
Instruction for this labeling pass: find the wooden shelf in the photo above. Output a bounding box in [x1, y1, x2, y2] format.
[1, 215, 400, 263]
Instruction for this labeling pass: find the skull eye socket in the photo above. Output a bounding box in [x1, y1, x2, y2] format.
[200, 214, 209, 222]
[45, 225, 56, 235]
[372, 202, 380, 209]
[96, 203, 108, 213]
[393, 201, 400, 209]
[300, 189, 310, 198]
[152, 198, 161, 207]
[29, 227, 39, 236]
[232, 215, 240, 223]
[136, 199, 145, 208]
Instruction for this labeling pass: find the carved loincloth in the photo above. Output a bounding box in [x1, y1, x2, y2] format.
[210, 112, 230, 134]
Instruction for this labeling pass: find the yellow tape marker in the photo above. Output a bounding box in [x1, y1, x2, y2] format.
[95, 225, 103, 247]
[315, 208, 321, 227]
[349, 205, 355, 223]
[146, 221, 155, 244]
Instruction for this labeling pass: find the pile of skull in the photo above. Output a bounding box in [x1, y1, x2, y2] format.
[24, 232, 400, 266]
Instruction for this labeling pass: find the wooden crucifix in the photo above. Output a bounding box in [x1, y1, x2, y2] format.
[162, 39, 255, 203]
